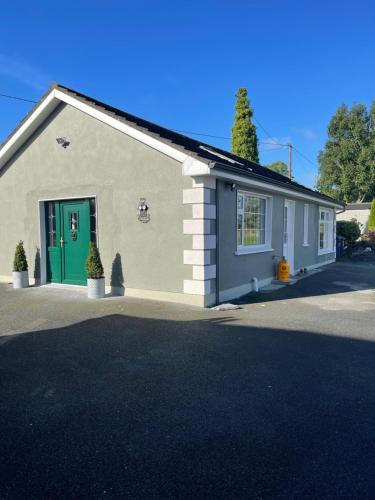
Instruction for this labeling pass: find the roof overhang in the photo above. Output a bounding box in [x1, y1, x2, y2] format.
[183, 159, 344, 209]
[0, 87, 209, 172]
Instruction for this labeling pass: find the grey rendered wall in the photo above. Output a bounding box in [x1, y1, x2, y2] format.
[217, 180, 284, 299]
[0, 103, 187, 295]
[293, 200, 336, 270]
[217, 180, 335, 299]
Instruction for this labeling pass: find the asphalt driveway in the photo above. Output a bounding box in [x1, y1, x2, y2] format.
[1, 256, 375, 499]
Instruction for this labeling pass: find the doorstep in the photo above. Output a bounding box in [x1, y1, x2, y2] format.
[260, 268, 323, 293]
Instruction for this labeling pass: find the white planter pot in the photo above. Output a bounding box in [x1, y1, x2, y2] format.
[13, 271, 29, 289]
[87, 277, 105, 299]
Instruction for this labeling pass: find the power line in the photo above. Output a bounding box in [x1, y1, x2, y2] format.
[0, 92, 37, 104]
[0, 90, 318, 167]
[252, 115, 276, 142]
[292, 145, 317, 168]
[172, 128, 288, 147]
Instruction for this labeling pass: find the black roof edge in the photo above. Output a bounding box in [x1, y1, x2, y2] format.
[211, 161, 345, 207]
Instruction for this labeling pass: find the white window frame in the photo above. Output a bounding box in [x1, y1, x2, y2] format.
[318, 206, 334, 255]
[236, 190, 273, 255]
[303, 203, 309, 246]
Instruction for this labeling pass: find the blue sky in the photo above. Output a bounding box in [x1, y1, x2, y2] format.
[0, 0, 374, 187]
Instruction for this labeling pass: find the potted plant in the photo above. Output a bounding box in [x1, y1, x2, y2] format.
[86, 242, 105, 298]
[12, 241, 29, 289]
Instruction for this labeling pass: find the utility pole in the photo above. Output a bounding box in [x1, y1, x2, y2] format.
[288, 143, 292, 179]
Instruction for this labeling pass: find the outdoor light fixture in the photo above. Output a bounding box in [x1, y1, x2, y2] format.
[137, 197, 150, 223]
[56, 137, 70, 148]
[226, 182, 237, 191]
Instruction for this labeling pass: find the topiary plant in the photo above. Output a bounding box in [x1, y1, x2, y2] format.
[86, 242, 104, 279]
[13, 241, 28, 272]
[336, 220, 361, 245]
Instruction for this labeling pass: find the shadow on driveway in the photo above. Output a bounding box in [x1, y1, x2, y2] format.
[1, 313, 375, 499]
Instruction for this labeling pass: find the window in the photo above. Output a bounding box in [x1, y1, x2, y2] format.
[237, 191, 272, 253]
[47, 202, 56, 247]
[303, 203, 309, 246]
[318, 207, 334, 254]
[89, 198, 97, 244]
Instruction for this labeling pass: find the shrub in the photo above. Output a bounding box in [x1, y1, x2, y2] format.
[86, 242, 104, 279]
[369, 198, 375, 232]
[369, 230, 375, 250]
[336, 220, 361, 245]
[13, 241, 28, 272]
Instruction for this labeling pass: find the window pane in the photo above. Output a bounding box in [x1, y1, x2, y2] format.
[90, 198, 97, 243]
[69, 212, 79, 231]
[237, 193, 268, 247]
[47, 202, 56, 247]
[237, 194, 243, 210]
[319, 223, 324, 249]
[259, 198, 266, 215]
[237, 230, 242, 246]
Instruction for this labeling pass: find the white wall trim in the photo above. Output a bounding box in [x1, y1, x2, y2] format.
[184, 250, 211, 265]
[283, 199, 295, 274]
[219, 276, 274, 303]
[0, 87, 207, 171]
[192, 235, 216, 250]
[183, 279, 212, 295]
[182, 157, 211, 176]
[211, 169, 343, 209]
[183, 188, 212, 204]
[305, 259, 336, 271]
[183, 219, 211, 235]
[54, 89, 190, 163]
[192, 265, 216, 280]
[192, 204, 216, 219]
[0, 91, 59, 169]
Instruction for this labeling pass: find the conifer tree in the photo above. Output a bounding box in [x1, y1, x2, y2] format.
[231, 88, 259, 163]
[368, 198, 375, 232]
[86, 242, 104, 279]
[13, 241, 28, 272]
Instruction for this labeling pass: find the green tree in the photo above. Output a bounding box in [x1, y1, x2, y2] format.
[231, 88, 259, 163]
[13, 241, 28, 272]
[369, 198, 375, 232]
[336, 220, 361, 244]
[265, 161, 289, 176]
[86, 242, 104, 279]
[317, 102, 375, 202]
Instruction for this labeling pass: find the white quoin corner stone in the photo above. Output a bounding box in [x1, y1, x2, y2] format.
[183, 188, 211, 204]
[183, 250, 211, 266]
[183, 219, 211, 235]
[192, 265, 216, 280]
[192, 235, 216, 250]
[183, 279, 212, 295]
[192, 204, 216, 219]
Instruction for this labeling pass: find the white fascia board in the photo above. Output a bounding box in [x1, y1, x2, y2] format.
[182, 156, 210, 176]
[0, 87, 201, 170]
[54, 89, 189, 163]
[0, 90, 60, 169]
[210, 168, 343, 209]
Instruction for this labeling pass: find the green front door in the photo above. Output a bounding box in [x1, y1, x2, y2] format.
[46, 199, 91, 285]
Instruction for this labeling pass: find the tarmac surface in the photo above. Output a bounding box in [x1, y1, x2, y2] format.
[1, 255, 375, 499]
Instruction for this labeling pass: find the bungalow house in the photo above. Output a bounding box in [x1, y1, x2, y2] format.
[0, 84, 344, 307]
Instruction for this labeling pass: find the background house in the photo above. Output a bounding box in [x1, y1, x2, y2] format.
[336, 203, 371, 234]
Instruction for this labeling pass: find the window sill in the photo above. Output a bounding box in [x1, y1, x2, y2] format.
[235, 246, 274, 256]
[318, 248, 334, 256]
[302, 243, 310, 247]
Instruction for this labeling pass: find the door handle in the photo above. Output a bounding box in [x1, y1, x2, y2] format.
[60, 237, 64, 248]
